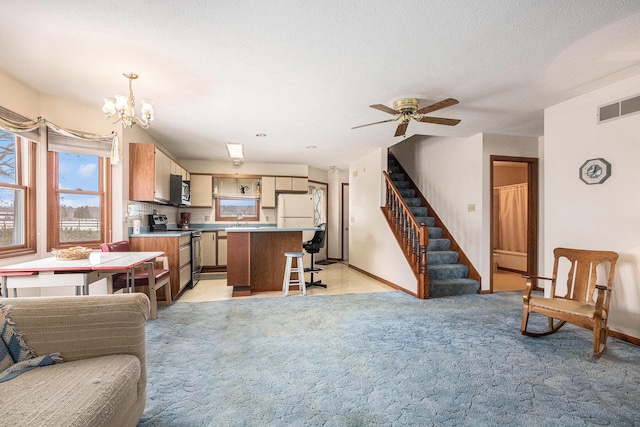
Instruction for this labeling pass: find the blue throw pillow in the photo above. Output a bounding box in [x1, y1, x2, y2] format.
[0, 303, 62, 382]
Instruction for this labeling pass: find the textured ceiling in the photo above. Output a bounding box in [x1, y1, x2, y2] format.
[2, 1, 640, 170]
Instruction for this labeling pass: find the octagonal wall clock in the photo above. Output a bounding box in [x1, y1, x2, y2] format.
[579, 158, 611, 185]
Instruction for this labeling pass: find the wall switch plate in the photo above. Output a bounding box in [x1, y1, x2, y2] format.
[467, 204, 476, 212]
[205, 215, 211, 221]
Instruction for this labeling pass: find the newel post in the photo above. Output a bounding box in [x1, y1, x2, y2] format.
[419, 222, 429, 299]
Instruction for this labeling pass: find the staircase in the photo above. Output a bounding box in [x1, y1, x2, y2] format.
[384, 155, 480, 298]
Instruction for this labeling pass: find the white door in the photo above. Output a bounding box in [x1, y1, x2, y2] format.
[342, 183, 349, 262]
[310, 182, 327, 261]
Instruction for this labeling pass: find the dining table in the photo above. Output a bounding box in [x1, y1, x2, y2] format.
[0, 251, 164, 298]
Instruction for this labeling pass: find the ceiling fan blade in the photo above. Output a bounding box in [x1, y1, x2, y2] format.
[415, 98, 459, 115]
[415, 116, 461, 126]
[351, 118, 398, 129]
[370, 104, 399, 115]
[394, 121, 409, 137]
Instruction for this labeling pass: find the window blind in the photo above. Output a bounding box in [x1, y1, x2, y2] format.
[0, 106, 41, 141]
[47, 127, 113, 157]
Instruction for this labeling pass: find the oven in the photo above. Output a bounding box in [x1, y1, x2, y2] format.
[149, 213, 202, 288]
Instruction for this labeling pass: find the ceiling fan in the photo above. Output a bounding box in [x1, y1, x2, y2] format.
[352, 97, 461, 137]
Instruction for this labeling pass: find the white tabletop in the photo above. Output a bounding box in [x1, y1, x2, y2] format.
[0, 251, 164, 273]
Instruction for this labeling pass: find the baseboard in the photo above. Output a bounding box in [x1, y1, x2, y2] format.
[609, 329, 640, 347]
[347, 264, 419, 298]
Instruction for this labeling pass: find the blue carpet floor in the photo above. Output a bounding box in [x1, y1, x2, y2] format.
[139, 291, 640, 426]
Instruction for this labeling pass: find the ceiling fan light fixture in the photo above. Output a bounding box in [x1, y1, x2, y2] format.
[352, 96, 460, 137]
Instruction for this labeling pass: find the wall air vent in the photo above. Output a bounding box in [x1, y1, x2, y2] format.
[598, 94, 640, 124]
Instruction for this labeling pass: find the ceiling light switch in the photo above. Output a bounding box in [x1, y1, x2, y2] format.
[467, 204, 476, 212]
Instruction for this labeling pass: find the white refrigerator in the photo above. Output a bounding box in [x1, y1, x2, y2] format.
[277, 194, 319, 268]
[277, 194, 315, 232]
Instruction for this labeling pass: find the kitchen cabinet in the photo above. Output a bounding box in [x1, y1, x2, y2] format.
[217, 230, 228, 267]
[275, 176, 308, 193]
[201, 231, 216, 267]
[130, 234, 192, 300]
[129, 143, 190, 204]
[226, 229, 303, 296]
[261, 176, 276, 208]
[190, 174, 213, 207]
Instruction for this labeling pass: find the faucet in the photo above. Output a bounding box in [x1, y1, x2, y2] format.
[236, 212, 244, 227]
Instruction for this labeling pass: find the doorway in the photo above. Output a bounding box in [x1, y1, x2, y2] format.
[342, 183, 349, 262]
[490, 156, 538, 292]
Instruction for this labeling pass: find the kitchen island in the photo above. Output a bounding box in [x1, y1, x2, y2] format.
[226, 227, 318, 296]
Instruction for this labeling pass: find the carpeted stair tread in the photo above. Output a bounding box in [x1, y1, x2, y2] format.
[399, 188, 415, 198]
[393, 180, 411, 189]
[429, 278, 481, 297]
[410, 206, 428, 216]
[427, 263, 469, 280]
[427, 238, 451, 251]
[428, 227, 442, 239]
[415, 216, 436, 227]
[427, 250, 459, 265]
[404, 197, 422, 207]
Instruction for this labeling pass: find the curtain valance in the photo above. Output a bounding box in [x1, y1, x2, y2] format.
[0, 106, 120, 164]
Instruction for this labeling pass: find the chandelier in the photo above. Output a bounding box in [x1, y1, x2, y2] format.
[102, 72, 154, 129]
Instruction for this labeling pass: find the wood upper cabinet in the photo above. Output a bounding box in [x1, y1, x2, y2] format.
[190, 174, 213, 207]
[129, 143, 188, 204]
[130, 143, 161, 202]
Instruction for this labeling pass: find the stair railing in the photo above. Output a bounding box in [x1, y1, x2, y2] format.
[382, 171, 429, 298]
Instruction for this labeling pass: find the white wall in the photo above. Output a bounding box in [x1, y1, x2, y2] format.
[349, 148, 416, 294]
[544, 73, 640, 338]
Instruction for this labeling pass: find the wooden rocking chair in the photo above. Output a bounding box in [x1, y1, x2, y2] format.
[521, 247, 618, 356]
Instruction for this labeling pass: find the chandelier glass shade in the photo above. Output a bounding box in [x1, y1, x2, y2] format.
[102, 73, 154, 129]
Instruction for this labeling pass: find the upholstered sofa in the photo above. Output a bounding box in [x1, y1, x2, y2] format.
[0, 293, 150, 427]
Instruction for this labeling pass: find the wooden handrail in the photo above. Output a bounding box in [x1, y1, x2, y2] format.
[382, 171, 430, 298]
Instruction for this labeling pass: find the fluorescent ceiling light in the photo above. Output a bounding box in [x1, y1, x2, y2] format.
[225, 143, 244, 159]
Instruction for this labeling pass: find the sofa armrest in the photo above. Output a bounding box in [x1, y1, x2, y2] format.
[1, 294, 149, 365]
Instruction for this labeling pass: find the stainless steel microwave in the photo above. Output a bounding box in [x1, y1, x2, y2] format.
[170, 174, 191, 206]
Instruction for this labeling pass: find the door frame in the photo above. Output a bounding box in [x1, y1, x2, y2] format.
[309, 179, 328, 260]
[341, 182, 349, 261]
[490, 155, 539, 292]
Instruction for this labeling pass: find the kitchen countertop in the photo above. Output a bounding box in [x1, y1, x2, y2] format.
[130, 230, 193, 237]
[225, 227, 319, 233]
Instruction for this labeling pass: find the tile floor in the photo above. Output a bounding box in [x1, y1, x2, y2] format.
[178, 261, 394, 302]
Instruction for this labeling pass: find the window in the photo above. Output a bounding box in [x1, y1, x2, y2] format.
[0, 132, 36, 258]
[215, 197, 260, 222]
[47, 151, 111, 250]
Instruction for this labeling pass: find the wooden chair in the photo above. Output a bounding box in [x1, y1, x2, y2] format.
[521, 247, 618, 356]
[100, 241, 172, 320]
